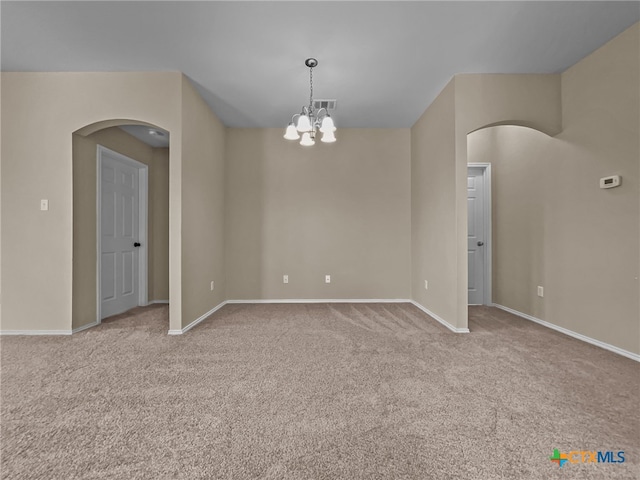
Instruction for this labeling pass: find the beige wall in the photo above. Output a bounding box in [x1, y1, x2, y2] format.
[455, 74, 562, 137]
[180, 77, 226, 328]
[411, 80, 458, 321]
[225, 128, 411, 300]
[453, 75, 562, 330]
[72, 128, 169, 329]
[151, 147, 170, 301]
[1, 72, 182, 331]
[0, 74, 2, 328]
[410, 74, 561, 330]
[468, 127, 550, 314]
[468, 23, 639, 354]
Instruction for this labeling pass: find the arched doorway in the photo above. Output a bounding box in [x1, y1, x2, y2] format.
[72, 119, 171, 332]
[466, 124, 554, 315]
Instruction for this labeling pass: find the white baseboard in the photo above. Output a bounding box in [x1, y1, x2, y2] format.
[493, 303, 640, 362]
[0, 329, 72, 335]
[168, 300, 228, 335]
[226, 298, 411, 304]
[1, 321, 100, 335]
[410, 301, 470, 333]
[147, 300, 169, 305]
[72, 321, 99, 334]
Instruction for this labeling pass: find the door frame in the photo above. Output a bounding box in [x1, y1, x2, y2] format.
[468, 163, 493, 306]
[96, 145, 149, 322]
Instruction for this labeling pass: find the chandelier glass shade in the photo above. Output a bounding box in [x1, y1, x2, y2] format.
[284, 58, 336, 146]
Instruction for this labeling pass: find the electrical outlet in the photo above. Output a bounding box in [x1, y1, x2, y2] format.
[424, 280, 428, 290]
[40, 199, 49, 211]
[537, 286, 544, 297]
[325, 275, 331, 284]
[210, 281, 215, 291]
[283, 275, 289, 284]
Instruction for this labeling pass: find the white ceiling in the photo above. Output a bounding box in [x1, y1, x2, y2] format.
[2, 1, 638, 128]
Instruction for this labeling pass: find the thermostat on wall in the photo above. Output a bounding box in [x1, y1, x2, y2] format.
[600, 175, 621, 189]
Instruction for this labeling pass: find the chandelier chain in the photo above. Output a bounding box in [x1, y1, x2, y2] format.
[309, 66, 313, 111]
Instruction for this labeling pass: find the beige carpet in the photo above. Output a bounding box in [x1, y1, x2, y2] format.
[1, 303, 638, 479]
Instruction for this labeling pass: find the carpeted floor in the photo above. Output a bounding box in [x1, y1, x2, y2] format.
[1, 303, 638, 479]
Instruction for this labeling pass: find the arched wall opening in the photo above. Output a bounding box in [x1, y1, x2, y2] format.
[451, 75, 564, 333]
[410, 74, 563, 334]
[72, 119, 172, 331]
[466, 124, 554, 317]
[466, 119, 638, 356]
[0, 71, 184, 334]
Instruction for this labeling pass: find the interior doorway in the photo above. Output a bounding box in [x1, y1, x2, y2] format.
[97, 145, 148, 319]
[72, 120, 172, 332]
[467, 163, 492, 305]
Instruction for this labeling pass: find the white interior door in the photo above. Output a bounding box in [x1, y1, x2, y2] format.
[468, 166, 486, 305]
[99, 148, 144, 319]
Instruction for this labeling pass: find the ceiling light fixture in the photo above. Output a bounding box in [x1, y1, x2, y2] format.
[284, 58, 336, 146]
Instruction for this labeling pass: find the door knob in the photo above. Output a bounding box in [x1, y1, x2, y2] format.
[134, 242, 141, 247]
[477, 241, 484, 246]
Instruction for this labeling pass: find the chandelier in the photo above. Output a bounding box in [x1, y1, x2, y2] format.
[284, 58, 336, 146]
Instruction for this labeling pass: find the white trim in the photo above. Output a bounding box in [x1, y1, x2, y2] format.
[410, 301, 470, 333]
[168, 301, 228, 335]
[138, 166, 149, 306]
[468, 163, 492, 306]
[493, 304, 640, 362]
[147, 300, 170, 305]
[72, 321, 100, 334]
[96, 149, 102, 324]
[97, 145, 149, 323]
[226, 299, 411, 304]
[0, 330, 72, 336]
